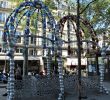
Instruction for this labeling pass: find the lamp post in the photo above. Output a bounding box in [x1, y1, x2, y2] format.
[76, 0, 82, 99]
[67, 1, 71, 55]
[86, 42, 90, 76]
[23, 11, 30, 77]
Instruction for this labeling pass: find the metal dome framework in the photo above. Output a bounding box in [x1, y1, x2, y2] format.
[57, 14, 109, 96]
[2, 1, 109, 100]
[2, 1, 64, 100]
[57, 15, 98, 50]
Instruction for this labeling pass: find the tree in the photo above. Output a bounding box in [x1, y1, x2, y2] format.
[9, 0, 24, 5]
[10, 0, 110, 35]
[80, 0, 110, 34]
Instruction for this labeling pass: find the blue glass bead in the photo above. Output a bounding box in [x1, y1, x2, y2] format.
[10, 17, 14, 22]
[26, 20, 30, 26]
[15, 8, 19, 14]
[25, 28, 30, 34]
[9, 25, 14, 30]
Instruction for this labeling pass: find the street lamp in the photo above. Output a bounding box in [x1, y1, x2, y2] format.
[76, 0, 82, 99]
[23, 12, 30, 77]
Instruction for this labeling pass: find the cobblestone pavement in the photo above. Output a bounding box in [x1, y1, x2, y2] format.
[65, 91, 110, 100]
[0, 87, 7, 100]
[0, 82, 110, 100]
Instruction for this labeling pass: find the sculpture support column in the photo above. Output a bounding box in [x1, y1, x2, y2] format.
[8, 54, 15, 100]
[7, 48, 15, 100]
[100, 45, 109, 94]
[57, 40, 64, 100]
[46, 49, 51, 78]
[7, 16, 16, 100]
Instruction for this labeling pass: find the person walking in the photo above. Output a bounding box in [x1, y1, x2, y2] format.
[15, 66, 22, 80]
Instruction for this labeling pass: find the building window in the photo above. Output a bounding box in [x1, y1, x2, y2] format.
[2, 1, 7, 8]
[0, 30, 2, 43]
[0, 1, 8, 8]
[29, 49, 37, 56]
[31, 37, 34, 44]
[29, 49, 35, 56]
[0, 13, 3, 22]
[0, 1, 4, 8]
[16, 31, 22, 43]
[0, 12, 8, 22]
[30, 37, 35, 44]
[20, 49, 23, 53]
[17, 37, 21, 43]
[16, 48, 23, 53]
[36, 38, 42, 46]
[16, 49, 19, 53]
[0, 48, 1, 52]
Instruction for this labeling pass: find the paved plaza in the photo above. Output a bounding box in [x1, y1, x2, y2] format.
[0, 83, 7, 100]
[0, 82, 110, 100]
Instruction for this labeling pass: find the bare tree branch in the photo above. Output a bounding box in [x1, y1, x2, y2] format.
[80, 0, 97, 14]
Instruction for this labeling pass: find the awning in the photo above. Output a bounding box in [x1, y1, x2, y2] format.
[66, 58, 87, 65]
[0, 56, 40, 60]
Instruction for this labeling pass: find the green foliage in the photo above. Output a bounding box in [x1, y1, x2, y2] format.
[44, 0, 57, 10]
[9, 0, 24, 5]
[9, 0, 110, 36]
[81, 0, 110, 34]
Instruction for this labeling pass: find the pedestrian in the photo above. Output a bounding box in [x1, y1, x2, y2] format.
[2, 73, 8, 84]
[15, 66, 22, 80]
